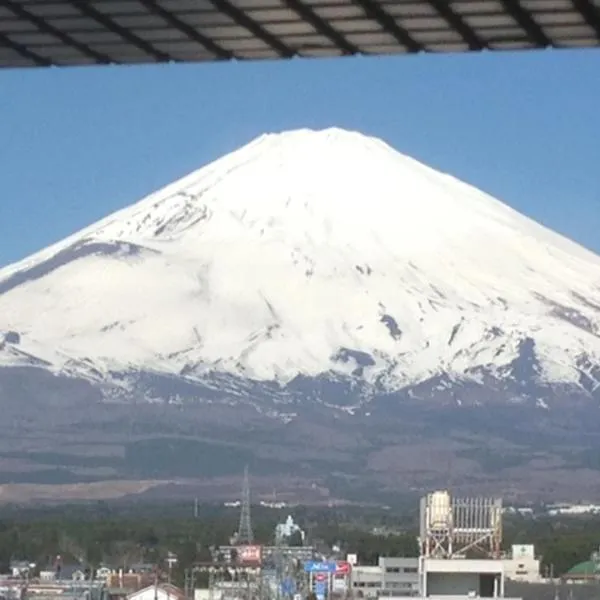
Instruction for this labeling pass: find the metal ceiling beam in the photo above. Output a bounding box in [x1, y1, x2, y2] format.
[499, 0, 552, 46]
[207, 0, 295, 57]
[1, 0, 598, 70]
[426, 0, 487, 50]
[69, 0, 171, 62]
[0, 31, 51, 66]
[571, 0, 600, 40]
[138, 0, 232, 59]
[4, 0, 112, 65]
[352, 0, 423, 52]
[284, 0, 359, 55]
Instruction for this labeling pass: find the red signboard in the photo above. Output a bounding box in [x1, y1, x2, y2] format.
[336, 561, 351, 575]
[237, 545, 262, 565]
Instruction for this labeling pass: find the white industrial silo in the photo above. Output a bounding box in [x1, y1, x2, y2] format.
[428, 490, 452, 530]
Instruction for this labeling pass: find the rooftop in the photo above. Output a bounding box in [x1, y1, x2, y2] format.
[564, 560, 600, 576]
[1, 0, 599, 69]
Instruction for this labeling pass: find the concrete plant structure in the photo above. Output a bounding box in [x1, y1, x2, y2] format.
[417, 491, 519, 600]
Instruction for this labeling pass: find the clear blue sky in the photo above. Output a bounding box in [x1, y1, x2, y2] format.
[0, 49, 598, 267]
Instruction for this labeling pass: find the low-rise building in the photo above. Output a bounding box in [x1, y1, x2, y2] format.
[561, 560, 600, 583]
[380, 558, 419, 597]
[351, 558, 419, 598]
[106, 570, 156, 598]
[502, 545, 540, 583]
[10, 560, 34, 578]
[352, 565, 382, 597]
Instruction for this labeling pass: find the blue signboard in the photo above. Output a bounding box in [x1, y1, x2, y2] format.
[303, 561, 337, 573]
[315, 581, 327, 600]
[281, 577, 296, 596]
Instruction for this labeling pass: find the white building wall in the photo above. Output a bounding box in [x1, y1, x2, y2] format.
[502, 544, 540, 582]
[426, 573, 480, 596]
[351, 565, 383, 598]
[421, 558, 505, 598]
[130, 588, 181, 600]
[131, 589, 166, 600]
[351, 561, 420, 597]
[502, 558, 540, 582]
[422, 560, 503, 574]
[379, 557, 419, 596]
[195, 590, 219, 600]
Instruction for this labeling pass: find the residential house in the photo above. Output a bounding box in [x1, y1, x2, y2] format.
[128, 565, 155, 575]
[55, 563, 87, 581]
[95, 567, 112, 581]
[9, 561, 34, 578]
[106, 571, 157, 600]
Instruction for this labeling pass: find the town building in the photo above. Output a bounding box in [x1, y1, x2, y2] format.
[10, 560, 35, 578]
[351, 565, 383, 597]
[502, 545, 541, 583]
[380, 558, 419, 597]
[351, 558, 420, 598]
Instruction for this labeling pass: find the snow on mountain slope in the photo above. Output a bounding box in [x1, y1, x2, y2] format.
[1, 127, 600, 395]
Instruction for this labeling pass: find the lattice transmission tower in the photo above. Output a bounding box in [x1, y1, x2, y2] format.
[237, 465, 254, 544]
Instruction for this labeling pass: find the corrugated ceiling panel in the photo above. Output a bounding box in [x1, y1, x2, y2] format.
[0, 0, 597, 68]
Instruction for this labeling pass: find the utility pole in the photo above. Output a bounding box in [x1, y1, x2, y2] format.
[184, 569, 195, 599]
[88, 564, 94, 600]
[166, 552, 178, 585]
[154, 565, 159, 600]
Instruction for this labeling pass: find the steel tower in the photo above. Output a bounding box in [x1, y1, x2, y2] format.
[237, 465, 254, 545]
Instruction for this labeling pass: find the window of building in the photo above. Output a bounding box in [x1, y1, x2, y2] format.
[403, 567, 418, 573]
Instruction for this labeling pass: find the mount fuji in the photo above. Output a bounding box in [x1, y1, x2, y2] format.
[1, 127, 600, 502]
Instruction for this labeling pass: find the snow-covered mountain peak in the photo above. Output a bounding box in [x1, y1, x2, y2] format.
[1, 128, 600, 397]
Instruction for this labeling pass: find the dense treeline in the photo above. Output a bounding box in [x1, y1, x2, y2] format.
[503, 514, 600, 577]
[0, 503, 598, 583]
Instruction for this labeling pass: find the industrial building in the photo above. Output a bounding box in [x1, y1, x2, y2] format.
[420, 558, 504, 598]
[346, 491, 539, 599]
[417, 491, 521, 600]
